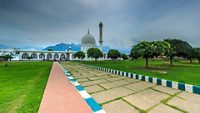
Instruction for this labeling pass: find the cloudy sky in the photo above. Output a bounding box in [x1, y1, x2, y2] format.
[0, 0, 200, 49]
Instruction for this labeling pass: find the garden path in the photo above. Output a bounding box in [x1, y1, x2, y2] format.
[38, 62, 93, 113]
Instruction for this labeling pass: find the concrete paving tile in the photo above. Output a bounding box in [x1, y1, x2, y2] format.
[102, 99, 139, 113]
[153, 85, 181, 95]
[100, 80, 129, 89]
[124, 81, 156, 92]
[167, 92, 200, 113]
[76, 78, 90, 82]
[105, 77, 123, 81]
[84, 85, 105, 93]
[149, 103, 183, 113]
[80, 79, 108, 87]
[90, 70, 102, 73]
[178, 91, 200, 103]
[88, 75, 110, 80]
[81, 73, 95, 76]
[124, 89, 169, 110]
[99, 82, 117, 89]
[95, 72, 109, 76]
[123, 78, 140, 83]
[115, 76, 127, 79]
[92, 87, 134, 104]
[74, 76, 90, 79]
[109, 74, 119, 77]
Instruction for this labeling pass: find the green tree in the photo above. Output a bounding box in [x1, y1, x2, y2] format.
[16, 51, 20, 54]
[133, 41, 154, 68]
[0, 55, 12, 67]
[47, 48, 53, 51]
[87, 48, 103, 61]
[130, 41, 170, 68]
[107, 49, 121, 61]
[121, 54, 128, 60]
[194, 48, 200, 64]
[74, 51, 85, 60]
[152, 41, 171, 58]
[130, 45, 140, 60]
[164, 39, 193, 65]
[164, 47, 175, 66]
[186, 48, 196, 63]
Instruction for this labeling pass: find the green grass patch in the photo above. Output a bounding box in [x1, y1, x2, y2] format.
[0, 61, 52, 113]
[75, 60, 200, 86]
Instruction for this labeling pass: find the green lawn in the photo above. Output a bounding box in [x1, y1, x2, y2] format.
[77, 60, 200, 86]
[0, 61, 52, 113]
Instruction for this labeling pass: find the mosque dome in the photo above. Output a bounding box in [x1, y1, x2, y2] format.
[81, 30, 96, 45]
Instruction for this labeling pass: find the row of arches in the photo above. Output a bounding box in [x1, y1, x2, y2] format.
[21, 53, 66, 60]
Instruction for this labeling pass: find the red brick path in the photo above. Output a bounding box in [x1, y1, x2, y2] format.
[38, 62, 93, 113]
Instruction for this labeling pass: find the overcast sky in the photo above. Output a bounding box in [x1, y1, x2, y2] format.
[0, 0, 200, 49]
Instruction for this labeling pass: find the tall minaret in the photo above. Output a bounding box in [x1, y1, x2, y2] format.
[99, 22, 103, 52]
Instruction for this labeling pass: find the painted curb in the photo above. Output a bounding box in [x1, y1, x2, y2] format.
[85, 65, 200, 95]
[58, 64, 106, 113]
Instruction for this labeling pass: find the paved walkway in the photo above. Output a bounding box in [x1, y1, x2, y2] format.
[38, 62, 93, 113]
[61, 62, 200, 113]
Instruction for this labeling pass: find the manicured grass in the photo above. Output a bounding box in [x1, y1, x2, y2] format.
[76, 60, 200, 86]
[0, 61, 52, 113]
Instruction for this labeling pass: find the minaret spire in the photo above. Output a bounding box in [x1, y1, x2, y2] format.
[88, 28, 90, 34]
[99, 22, 103, 52]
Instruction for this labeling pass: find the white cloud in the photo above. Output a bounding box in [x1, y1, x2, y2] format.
[0, 0, 200, 49]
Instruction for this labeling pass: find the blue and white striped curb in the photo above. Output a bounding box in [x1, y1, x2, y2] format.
[86, 65, 200, 95]
[59, 64, 106, 113]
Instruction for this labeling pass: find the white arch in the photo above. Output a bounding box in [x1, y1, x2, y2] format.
[60, 54, 66, 60]
[47, 53, 52, 60]
[54, 53, 59, 60]
[31, 53, 37, 59]
[22, 53, 29, 59]
[39, 53, 45, 60]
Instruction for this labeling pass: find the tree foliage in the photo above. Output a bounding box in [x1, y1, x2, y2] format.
[130, 45, 140, 60]
[130, 38, 198, 67]
[87, 48, 103, 61]
[195, 48, 200, 63]
[152, 41, 171, 58]
[186, 48, 196, 63]
[130, 41, 170, 68]
[133, 41, 154, 68]
[74, 51, 85, 60]
[47, 48, 53, 51]
[121, 54, 128, 60]
[164, 39, 193, 57]
[164, 39, 193, 64]
[0, 55, 12, 67]
[107, 49, 121, 61]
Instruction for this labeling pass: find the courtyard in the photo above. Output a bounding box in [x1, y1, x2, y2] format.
[78, 60, 200, 85]
[60, 61, 200, 113]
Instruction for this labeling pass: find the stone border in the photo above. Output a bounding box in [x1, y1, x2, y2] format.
[59, 64, 106, 113]
[85, 65, 200, 95]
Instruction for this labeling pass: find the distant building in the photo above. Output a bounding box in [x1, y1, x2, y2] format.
[0, 22, 107, 61]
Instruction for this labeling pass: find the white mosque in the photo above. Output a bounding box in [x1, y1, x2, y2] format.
[0, 22, 108, 61]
